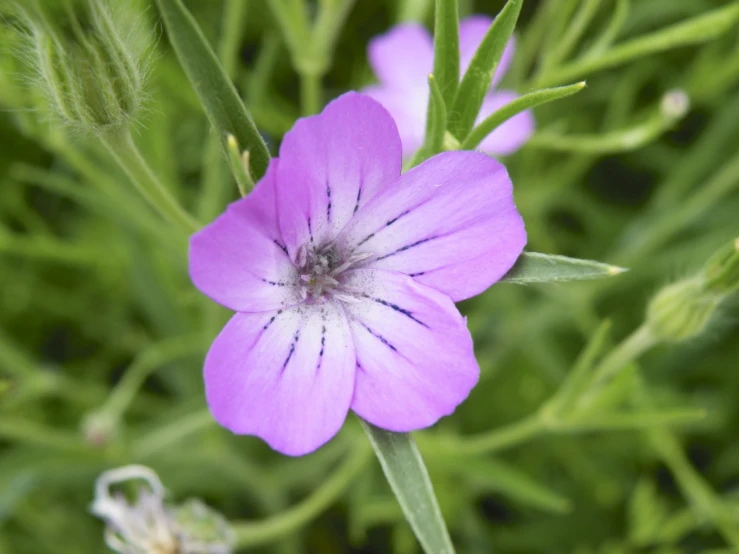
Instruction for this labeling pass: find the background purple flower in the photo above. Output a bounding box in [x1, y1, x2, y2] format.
[363, 15, 535, 158]
[189, 93, 526, 456]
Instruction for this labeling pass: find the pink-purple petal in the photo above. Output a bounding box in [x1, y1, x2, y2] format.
[276, 92, 402, 257]
[343, 269, 479, 431]
[189, 160, 302, 312]
[337, 151, 526, 302]
[459, 15, 516, 88]
[368, 23, 434, 88]
[477, 90, 535, 156]
[362, 84, 428, 159]
[205, 302, 356, 456]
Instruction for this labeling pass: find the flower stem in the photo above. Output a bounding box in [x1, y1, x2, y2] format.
[89, 335, 206, 435]
[102, 129, 200, 235]
[576, 324, 656, 409]
[443, 324, 657, 456]
[445, 414, 544, 457]
[232, 439, 371, 548]
[133, 409, 215, 459]
[299, 71, 321, 115]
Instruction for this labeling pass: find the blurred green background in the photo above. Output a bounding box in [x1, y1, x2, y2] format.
[1, 0, 738, 552]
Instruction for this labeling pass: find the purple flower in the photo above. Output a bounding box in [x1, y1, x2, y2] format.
[363, 16, 535, 159]
[189, 93, 526, 456]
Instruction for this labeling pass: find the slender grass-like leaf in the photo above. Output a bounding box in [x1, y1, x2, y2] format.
[449, 0, 523, 140]
[563, 409, 707, 431]
[526, 104, 684, 154]
[433, 0, 459, 108]
[432, 455, 572, 514]
[461, 81, 586, 149]
[155, 0, 270, 180]
[361, 421, 455, 554]
[502, 252, 626, 284]
[535, 3, 739, 87]
[408, 74, 448, 169]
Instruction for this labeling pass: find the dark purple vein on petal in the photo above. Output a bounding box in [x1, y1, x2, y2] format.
[370, 297, 429, 328]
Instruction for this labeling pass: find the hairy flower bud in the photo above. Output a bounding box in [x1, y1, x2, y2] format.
[15, 0, 152, 134]
[646, 238, 739, 342]
[703, 238, 739, 294]
[646, 278, 720, 342]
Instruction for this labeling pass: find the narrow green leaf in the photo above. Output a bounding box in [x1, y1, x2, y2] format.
[155, 0, 270, 180]
[433, 0, 459, 108]
[563, 408, 707, 431]
[545, 320, 612, 417]
[461, 81, 586, 149]
[501, 252, 626, 284]
[585, 0, 630, 56]
[408, 74, 448, 169]
[432, 455, 572, 514]
[526, 90, 689, 154]
[426, 75, 447, 154]
[361, 421, 455, 554]
[539, 0, 600, 70]
[449, 0, 523, 140]
[536, 3, 739, 87]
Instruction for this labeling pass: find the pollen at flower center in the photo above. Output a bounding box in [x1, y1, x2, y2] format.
[295, 241, 369, 303]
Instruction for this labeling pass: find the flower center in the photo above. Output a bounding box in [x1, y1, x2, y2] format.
[295, 242, 368, 302]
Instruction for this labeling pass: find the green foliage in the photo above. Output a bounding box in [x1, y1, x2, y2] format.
[0, 0, 738, 553]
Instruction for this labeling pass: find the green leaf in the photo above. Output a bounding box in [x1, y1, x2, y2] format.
[545, 320, 612, 416]
[449, 0, 523, 140]
[432, 0, 459, 108]
[155, 0, 270, 180]
[563, 408, 707, 431]
[536, 3, 739, 87]
[408, 74, 448, 169]
[501, 252, 627, 284]
[461, 81, 586, 149]
[526, 90, 688, 154]
[432, 455, 572, 514]
[361, 421, 455, 554]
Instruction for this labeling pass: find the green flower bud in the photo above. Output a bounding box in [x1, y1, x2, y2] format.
[14, 0, 152, 135]
[703, 238, 739, 294]
[646, 278, 720, 342]
[646, 238, 739, 342]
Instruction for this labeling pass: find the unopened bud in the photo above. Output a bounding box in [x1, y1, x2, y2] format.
[16, 0, 152, 134]
[646, 278, 719, 342]
[660, 89, 690, 120]
[646, 238, 739, 342]
[82, 411, 118, 447]
[226, 134, 254, 196]
[443, 131, 461, 151]
[703, 238, 739, 294]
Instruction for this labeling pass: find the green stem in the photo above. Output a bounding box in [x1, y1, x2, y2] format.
[299, 71, 321, 115]
[447, 414, 544, 456]
[539, 0, 601, 71]
[533, 3, 739, 87]
[133, 408, 215, 459]
[102, 130, 200, 235]
[232, 440, 371, 549]
[526, 109, 683, 155]
[92, 334, 205, 425]
[637, 382, 739, 548]
[197, 0, 249, 222]
[0, 418, 87, 452]
[577, 324, 656, 409]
